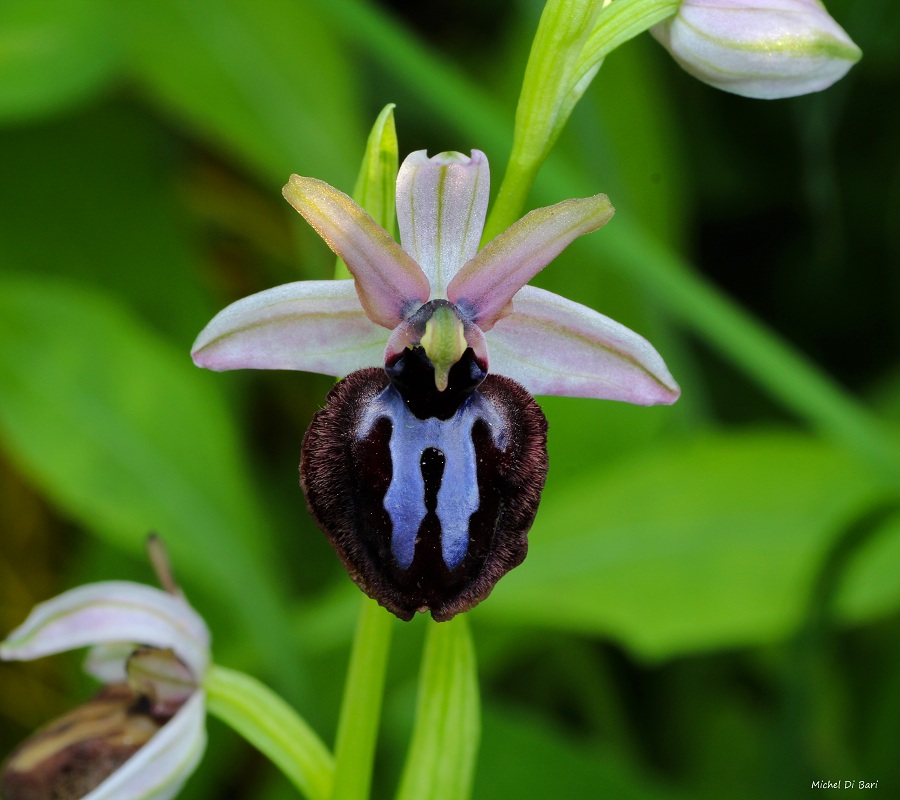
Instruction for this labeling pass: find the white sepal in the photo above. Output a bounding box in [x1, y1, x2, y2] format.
[0, 581, 210, 679]
[81, 691, 207, 800]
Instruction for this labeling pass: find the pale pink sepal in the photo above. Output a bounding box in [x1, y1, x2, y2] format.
[0, 581, 210, 679]
[448, 194, 614, 329]
[396, 150, 490, 297]
[283, 176, 430, 328]
[81, 690, 206, 800]
[191, 280, 391, 377]
[484, 286, 680, 404]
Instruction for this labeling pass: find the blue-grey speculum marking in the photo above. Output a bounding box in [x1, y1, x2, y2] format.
[357, 384, 507, 570]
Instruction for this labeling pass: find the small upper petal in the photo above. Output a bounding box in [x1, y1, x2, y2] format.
[396, 150, 490, 297]
[484, 285, 680, 404]
[448, 194, 614, 329]
[0, 581, 210, 679]
[283, 176, 430, 328]
[81, 690, 207, 800]
[192, 280, 390, 377]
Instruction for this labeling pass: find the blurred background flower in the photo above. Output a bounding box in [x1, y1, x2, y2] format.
[1, 580, 209, 800]
[1, 0, 898, 798]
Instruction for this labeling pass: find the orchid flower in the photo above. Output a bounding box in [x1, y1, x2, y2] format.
[192, 150, 679, 621]
[0, 559, 209, 800]
[652, 0, 861, 99]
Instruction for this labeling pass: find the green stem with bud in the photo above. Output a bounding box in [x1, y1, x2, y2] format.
[484, 0, 679, 241]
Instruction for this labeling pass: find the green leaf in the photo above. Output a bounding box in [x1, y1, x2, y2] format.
[128, 0, 361, 187]
[335, 102, 399, 279]
[0, 277, 293, 675]
[396, 617, 480, 800]
[478, 432, 880, 659]
[476, 707, 677, 800]
[835, 512, 900, 623]
[538, 380, 671, 487]
[205, 664, 334, 800]
[0, 0, 121, 122]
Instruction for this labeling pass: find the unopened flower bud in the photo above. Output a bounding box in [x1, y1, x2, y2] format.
[652, 0, 861, 99]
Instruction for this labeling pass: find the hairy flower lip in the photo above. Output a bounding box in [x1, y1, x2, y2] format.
[299, 366, 549, 621]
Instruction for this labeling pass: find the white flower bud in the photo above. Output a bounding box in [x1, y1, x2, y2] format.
[652, 0, 861, 99]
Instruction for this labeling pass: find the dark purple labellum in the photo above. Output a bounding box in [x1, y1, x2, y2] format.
[301, 348, 548, 621]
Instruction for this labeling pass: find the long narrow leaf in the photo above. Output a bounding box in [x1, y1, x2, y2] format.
[478, 432, 881, 658]
[396, 617, 480, 800]
[206, 665, 335, 800]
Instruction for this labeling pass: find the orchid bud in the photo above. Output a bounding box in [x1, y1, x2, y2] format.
[651, 0, 861, 99]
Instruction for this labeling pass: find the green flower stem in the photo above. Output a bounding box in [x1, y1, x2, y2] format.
[395, 617, 480, 800]
[205, 664, 334, 800]
[578, 0, 680, 71]
[485, 0, 601, 248]
[485, 0, 680, 242]
[330, 597, 395, 800]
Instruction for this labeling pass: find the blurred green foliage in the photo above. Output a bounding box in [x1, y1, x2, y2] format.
[1, 0, 898, 798]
